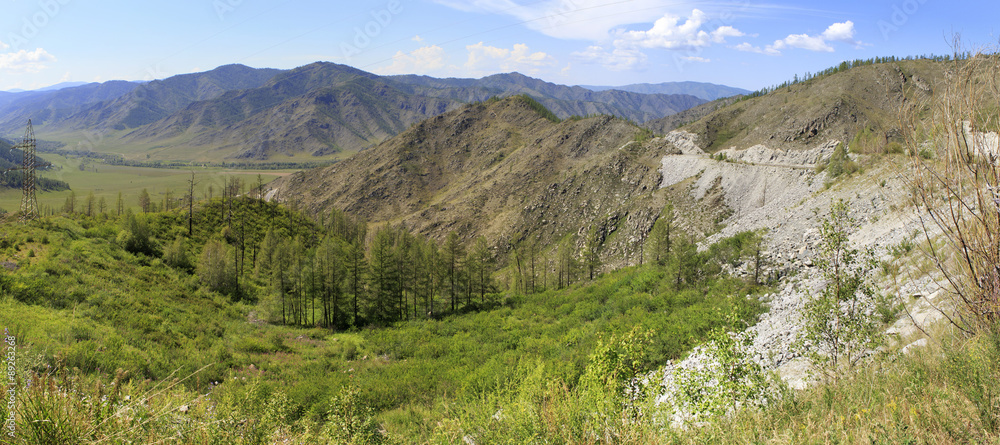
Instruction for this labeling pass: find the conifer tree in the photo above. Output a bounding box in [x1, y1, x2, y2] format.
[443, 232, 465, 313]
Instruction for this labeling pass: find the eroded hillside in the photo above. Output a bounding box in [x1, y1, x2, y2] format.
[267, 96, 728, 268]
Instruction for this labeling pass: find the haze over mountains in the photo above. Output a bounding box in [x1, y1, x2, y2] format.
[577, 81, 751, 101]
[0, 63, 739, 161]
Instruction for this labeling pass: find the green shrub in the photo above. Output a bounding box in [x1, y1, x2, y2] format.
[320, 387, 387, 444]
[162, 236, 192, 271]
[116, 211, 159, 256]
[824, 143, 859, 178]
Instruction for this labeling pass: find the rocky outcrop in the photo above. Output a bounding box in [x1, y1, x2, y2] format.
[655, 134, 948, 394]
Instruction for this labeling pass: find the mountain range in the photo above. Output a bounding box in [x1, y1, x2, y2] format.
[577, 81, 751, 101]
[0, 64, 736, 161]
[265, 57, 952, 269]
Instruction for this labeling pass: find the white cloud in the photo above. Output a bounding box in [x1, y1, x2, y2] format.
[465, 42, 555, 75]
[0, 40, 8, 51]
[411, 35, 424, 42]
[571, 45, 647, 71]
[375, 45, 447, 75]
[758, 21, 861, 55]
[615, 9, 744, 51]
[432, 0, 674, 40]
[773, 33, 833, 52]
[734, 42, 780, 56]
[711, 26, 745, 43]
[822, 21, 856, 42]
[0, 48, 56, 73]
[571, 9, 740, 71]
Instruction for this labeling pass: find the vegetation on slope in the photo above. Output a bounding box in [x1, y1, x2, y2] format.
[678, 57, 954, 154]
[0, 184, 769, 442]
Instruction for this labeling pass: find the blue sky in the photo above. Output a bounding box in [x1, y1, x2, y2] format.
[0, 0, 996, 91]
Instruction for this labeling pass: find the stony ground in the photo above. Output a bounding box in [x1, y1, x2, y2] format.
[655, 130, 949, 392]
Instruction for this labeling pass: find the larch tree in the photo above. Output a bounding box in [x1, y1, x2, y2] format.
[443, 232, 465, 313]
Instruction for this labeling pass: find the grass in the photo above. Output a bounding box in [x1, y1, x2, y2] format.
[0, 206, 767, 443]
[673, 329, 1000, 444]
[0, 153, 289, 214]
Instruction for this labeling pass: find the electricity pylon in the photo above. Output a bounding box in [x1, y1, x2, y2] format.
[8, 120, 39, 222]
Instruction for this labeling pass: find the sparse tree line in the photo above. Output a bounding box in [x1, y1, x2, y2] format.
[739, 54, 970, 102]
[249, 222, 497, 329]
[87, 175, 499, 330]
[510, 204, 770, 295]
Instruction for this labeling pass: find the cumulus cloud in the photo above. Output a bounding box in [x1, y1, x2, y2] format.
[615, 9, 745, 51]
[572, 9, 741, 71]
[465, 42, 555, 75]
[0, 40, 8, 51]
[822, 21, 857, 43]
[772, 33, 833, 52]
[0, 48, 56, 73]
[376, 45, 447, 75]
[747, 21, 860, 56]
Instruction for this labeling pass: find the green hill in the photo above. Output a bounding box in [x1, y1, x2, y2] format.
[0, 193, 764, 442]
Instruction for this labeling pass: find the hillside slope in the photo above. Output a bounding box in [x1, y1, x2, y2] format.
[674, 59, 944, 153]
[124, 68, 458, 160]
[0, 81, 140, 133]
[267, 96, 711, 266]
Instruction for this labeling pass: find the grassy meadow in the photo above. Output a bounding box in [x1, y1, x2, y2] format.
[0, 152, 290, 214]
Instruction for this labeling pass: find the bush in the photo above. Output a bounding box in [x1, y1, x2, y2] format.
[798, 200, 886, 377]
[116, 211, 159, 256]
[197, 239, 239, 297]
[824, 143, 859, 178]
[320, 387, 386, 444]
[162, 236, 192, 271]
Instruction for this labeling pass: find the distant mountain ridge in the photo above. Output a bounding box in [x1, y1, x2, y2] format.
[0, 63, 710, 161]
[577, 81, 750, 101]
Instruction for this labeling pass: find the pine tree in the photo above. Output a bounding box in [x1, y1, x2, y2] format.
[648, 204, 675, 266]
[139, 188, 151, 213]
[468, 236, 492, 304]
[315, 236, 345, 329]
[85, 191, 95, 217]
[369, 226, 399, 323]
[198, 239, 238, 297]
[346, 229, 368, 326]
[63, 190, 76, 214]
[581, 227, 602, 280]
[443, 232, 465, 313]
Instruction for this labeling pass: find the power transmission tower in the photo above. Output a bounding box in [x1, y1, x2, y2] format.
[8, 120, 39, 222]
